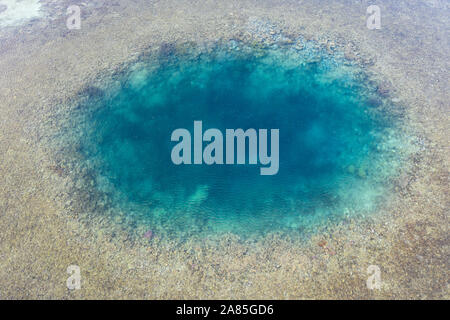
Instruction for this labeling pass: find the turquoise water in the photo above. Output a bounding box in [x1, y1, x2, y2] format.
[76, 42, 405, 238]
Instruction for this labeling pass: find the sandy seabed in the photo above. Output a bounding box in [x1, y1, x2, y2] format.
[0, 0, 448, 299]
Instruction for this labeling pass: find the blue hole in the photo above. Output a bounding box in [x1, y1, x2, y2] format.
[76, 42, 405, 238]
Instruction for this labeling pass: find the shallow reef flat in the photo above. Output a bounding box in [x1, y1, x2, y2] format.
[0, 0, 448, 299]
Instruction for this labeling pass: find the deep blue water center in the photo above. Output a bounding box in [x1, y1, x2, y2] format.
[78, 44, 401, 237]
